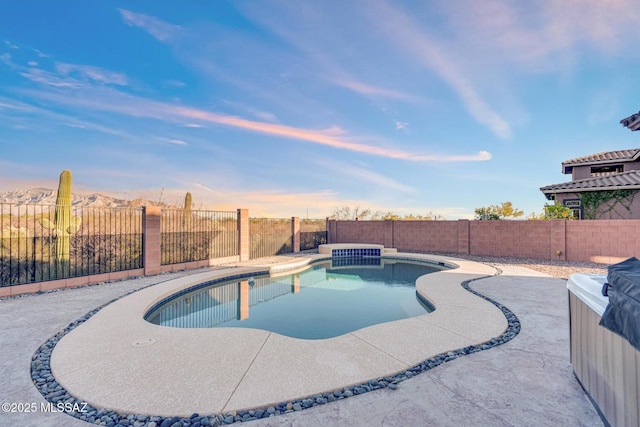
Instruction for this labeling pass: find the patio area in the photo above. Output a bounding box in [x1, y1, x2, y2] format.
[0, 257, 603, 426]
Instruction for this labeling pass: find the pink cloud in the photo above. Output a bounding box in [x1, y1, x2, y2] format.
[21, 87, 491, 163]
[172, 105, 491, 161]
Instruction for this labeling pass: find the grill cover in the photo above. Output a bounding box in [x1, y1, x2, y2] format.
[599, 257, 640, 352]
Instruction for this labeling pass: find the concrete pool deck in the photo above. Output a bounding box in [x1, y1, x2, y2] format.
[0, 254, 603, 426]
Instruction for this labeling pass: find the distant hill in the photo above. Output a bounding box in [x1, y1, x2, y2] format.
[0, 188, 176, 209]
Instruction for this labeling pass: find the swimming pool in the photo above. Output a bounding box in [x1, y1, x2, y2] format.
[48, 252, 507, 418]
[145, 258, 445, 339]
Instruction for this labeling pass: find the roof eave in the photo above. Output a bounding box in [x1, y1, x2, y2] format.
[562, 156, 636, 170]
[540, 184, 640, 197]
[620, 112, 640, 131]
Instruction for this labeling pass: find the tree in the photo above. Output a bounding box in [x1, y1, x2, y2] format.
[475, 207, 500, 220]
[331, 207, 445, 220]
[376, 211, 402, 220]
[475, 201, 524, 220]
[528, 202, 575, 220]
[403, 211, 444, 220]
[330, 206, 372, 220]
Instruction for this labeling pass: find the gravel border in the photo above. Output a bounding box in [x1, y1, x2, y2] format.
[29, 262, 523, 426]
[432, 253, 608, 280]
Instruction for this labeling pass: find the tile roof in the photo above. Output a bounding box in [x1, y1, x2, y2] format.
[621, 111, 640, 131]
[540, 170, 640, 199]
[562, 148, 640, 173]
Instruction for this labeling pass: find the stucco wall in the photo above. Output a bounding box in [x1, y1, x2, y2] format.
[572, 165, 592, 181]
[624, 161, 640, 172]
[556, 191, 640, 220]
[571, 160, 640, 180]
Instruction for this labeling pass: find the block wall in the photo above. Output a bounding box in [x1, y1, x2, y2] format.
[330, 219, 640, 263]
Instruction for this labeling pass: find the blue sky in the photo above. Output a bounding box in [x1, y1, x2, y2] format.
[1, 1, 639, 218]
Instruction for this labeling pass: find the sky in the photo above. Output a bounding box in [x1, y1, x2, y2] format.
[1, 1, 639, 219]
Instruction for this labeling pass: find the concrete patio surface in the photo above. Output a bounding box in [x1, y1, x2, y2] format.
[0, 257, 603, 426]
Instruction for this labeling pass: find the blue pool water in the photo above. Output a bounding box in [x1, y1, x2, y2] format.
[145, 258, 446, 339]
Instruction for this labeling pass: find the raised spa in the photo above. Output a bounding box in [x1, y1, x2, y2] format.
[145, 258, 446, 339]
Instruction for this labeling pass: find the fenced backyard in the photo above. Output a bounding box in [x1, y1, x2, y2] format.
[1, 202, 327, 289]
[326, 218, 640, 264]
[161, 209, 238, 265]
[6, 203, 640, 292]
[249, 217, 293, 259]
[1, 204, 142, 287]
[300, 218, 328, 251]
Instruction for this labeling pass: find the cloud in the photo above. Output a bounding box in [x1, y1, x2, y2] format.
[118, 9, 182, 42]
[222, 99, 278, 123]
[150, 137, 189, 147]
[55, 62, 128, 86]
[333, 78, 420, 102]
[19, 68, 78, 87]
[318, 161, 416, 193]
[138, 183, 473, 219]
[238, 3, 426, 106]
[539, 0, 640, 55]
[172, 104, 492, 162]
[18, 84, 491, 163]
[3, 52, 129, 88]
[0, 95, 136, 139]
[31, 48, 50, 58]
[0, 98, 36, 112]
[434, 0, 640, 71]
[395, 121, 409, 131]
[130, 185, 343, 218]
[252, 111, 277, 123]
[368, 2, 512, 139]
[164, 79, 186, 88]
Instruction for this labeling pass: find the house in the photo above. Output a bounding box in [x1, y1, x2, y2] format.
[621, 111, 640, 131]
[540, 148, 640, 219]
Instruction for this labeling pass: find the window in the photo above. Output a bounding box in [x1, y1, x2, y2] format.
[563, 199, 582, 219]
[591, 164, 623, 176]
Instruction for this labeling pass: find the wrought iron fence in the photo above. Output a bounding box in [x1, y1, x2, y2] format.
[250, 218, 293, 259]
[300, 218, 327, 251]
[161, 209, 238, 265]
[0, 203, 143, 287]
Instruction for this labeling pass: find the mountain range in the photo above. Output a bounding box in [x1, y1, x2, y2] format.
[0, 188, 175, 208]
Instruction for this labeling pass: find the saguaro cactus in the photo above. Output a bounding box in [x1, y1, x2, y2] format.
[41, 170, 82, 275]
[184, 192, 192, 218]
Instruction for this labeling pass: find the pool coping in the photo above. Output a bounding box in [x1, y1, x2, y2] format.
[36, 253, 515, 423]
